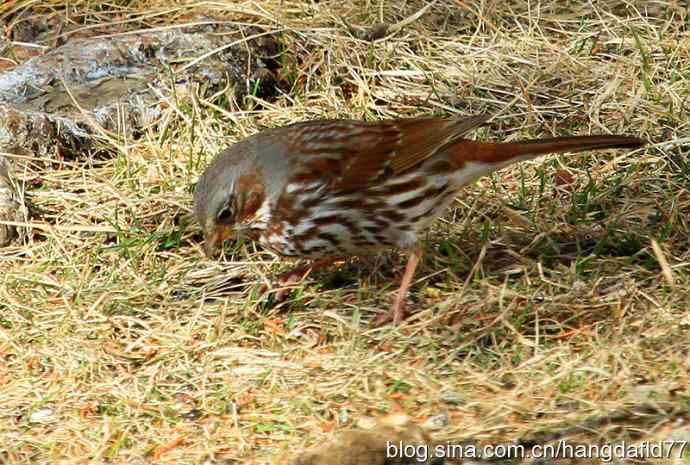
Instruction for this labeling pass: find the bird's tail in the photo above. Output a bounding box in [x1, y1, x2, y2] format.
[453, 135, 645, 166]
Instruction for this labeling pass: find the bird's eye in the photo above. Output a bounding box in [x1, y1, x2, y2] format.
[217, 206, 234, 223]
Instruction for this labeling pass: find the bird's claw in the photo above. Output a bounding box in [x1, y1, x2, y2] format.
[259, 258, 342, 303]
[373, 300, 409, 327]
[259, 266, 313, 302]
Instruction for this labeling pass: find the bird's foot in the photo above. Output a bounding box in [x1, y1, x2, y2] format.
[373, 245, 423, 326]
[272, 264, 314, 301]
[373, 300, 409, 326]
[262, 257, 343, 302]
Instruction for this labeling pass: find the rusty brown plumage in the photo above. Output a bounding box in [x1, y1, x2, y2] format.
[193, 114, 645, 324]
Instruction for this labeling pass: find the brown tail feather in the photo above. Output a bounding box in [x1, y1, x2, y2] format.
[452, 135, 645, 165]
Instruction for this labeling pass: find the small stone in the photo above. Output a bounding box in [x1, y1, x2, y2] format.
[422, 412, 448, 430]
[287, 328, 306, 338]
[182, 408, 204, 421]
[339, 406, 349, 425]
[30, 408, 54, 423]
[679, 313, 690, 329]
[571, 280, 588, 297]
[439, 391, 466, 405]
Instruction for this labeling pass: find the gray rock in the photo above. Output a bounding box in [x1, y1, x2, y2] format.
[0, 20, 277, 246]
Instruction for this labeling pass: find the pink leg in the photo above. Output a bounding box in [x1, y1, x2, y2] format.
[271, 257, 342, 301]
[374, 245, 423, 326]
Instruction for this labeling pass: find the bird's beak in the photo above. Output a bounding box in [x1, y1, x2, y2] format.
[202, 225, 235, 258]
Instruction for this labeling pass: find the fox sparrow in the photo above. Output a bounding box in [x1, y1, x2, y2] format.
[193, 114, 644, 324]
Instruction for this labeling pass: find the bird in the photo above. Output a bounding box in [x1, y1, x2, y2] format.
[193, 114, 645, 325]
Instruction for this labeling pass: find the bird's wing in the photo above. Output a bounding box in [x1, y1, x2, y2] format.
[286, 114, 491, 192]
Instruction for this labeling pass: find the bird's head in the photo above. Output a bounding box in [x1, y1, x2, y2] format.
[193, 145, 269, 258]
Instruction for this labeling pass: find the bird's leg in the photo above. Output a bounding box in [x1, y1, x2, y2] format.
[271, 257, 342, 301]
[374, 244, 423, 326]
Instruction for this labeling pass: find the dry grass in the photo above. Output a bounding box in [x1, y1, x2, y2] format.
[1, 0, 689, 464]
